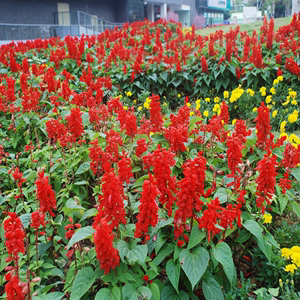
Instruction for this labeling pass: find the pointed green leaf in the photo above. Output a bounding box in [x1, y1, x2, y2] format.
[188, 226, 206, 250]
[95, 287, 121, 300]
[67, 226, 95, 249]
[179, 247, 209, 290]
[70, 267, 96, 300]
[161, 286, 189, 300]
[202, 276, 224, 300]
[166, 260, 180, 293]
[213, 242, 236, 286]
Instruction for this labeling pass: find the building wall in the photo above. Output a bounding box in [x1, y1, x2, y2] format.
[0, 0, 127, 24]
[0, 0, 57, 24]
[145, 0, 197, 24]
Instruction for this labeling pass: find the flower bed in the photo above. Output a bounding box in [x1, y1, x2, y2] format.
[0, 15, 300, 300]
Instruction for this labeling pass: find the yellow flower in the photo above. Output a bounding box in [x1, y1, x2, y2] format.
[278, 76, 283, 81]
[272, 110, 278, 118]
[266, 95, 272, 104]
[150, 132, 154, 136]
[146, 97, 151, 103]
[214, 97, 220, 103]
[260, 86, 266, 96]
[203, 110, 209, 117]
[284, 264, 297, 274]
[262, 213, 272, 224]
[126, 91, 132, 97]
[123, 106, 128, 110]
[291, 100, 297, 105]
[232, 119, 237, 125]
[186, 102, 191, 107]
[143, 102, 150, 109]
[223, 91, 229, 98]
[270, 87, 276, 95]
[119, 94, 123, 99]
[205, 97, 211, 103]
[282, 248, 292, 259]
[133, 100, 137, 104]
[289, 134, 300, 145]
[196, 104, 201, 110]
[273, 79, 279, 85]
[289, 90, 297, 99]
[252, 107, 258, 112]
[138, 106, 143, 111]
[178, 94, 181, 98]
[247, 89, 255, 96]
[212, 104, 220, 112]
[163, 102, 168, 106]
[190, 112, 194, 116]
[288, 110, 298, 123]
[196, 99, 201, 104]
[280, 121, 286, 133]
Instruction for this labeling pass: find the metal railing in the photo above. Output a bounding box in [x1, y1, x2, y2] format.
[0, 23, 123, 41]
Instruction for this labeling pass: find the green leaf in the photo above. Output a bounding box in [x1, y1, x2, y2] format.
[132, 174, 149, 188]
[202, 276, 224, 300]
[179, 247, 209, 290]
[67, 226, 95, 249]
[95, 287, 121, 300]
[291, 201, 300, 218]
[75, 162, 90, 175]
[149, 283, 160, 300]
[79, 208, 98, 222]
[42, 292, 65, 300]
[20, 214, 31, 228]
[117, 241, 147, 265]
[291, 167, 300, 182]
[189, 116, 203, 131]
[188, 226, 206, 250]
[160, 72, 168, 82]
[166, 260, 180, 293]
[70, 267, 96, 300]
[74, 180, 87, 185]
[161, 286, 189, 300]
[213, 242, 236, 286]
[149, 73, 157, 82]
[243, 220, 271, 262]
[214, 188, 232, 204]
[122, 284, 152, 300]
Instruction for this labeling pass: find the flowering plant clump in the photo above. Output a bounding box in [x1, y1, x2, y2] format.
[0, 17, 300, 299]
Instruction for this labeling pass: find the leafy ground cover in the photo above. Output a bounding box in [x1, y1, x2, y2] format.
[0, 14, 300, 300]
[195, 17, 292, 36]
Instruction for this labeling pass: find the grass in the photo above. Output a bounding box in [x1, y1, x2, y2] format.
[195, 17, 292, 36]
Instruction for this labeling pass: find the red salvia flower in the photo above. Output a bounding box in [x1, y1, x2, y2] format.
[35, 171, 56, 217]
[136, 139, 148, 157]
[93, 212, 120, 274]
[201, 55, 208, 73]
[118, 154, 133, 184]
[12, 167, 26, 188]
[254, 102, 271, 149]
[66, 107, 84, 140]
[149, 94, 163, 132]
[282, 143, 299, 169]
[98, 167, 126, 230]
[174, 152, 206, 239]
[255, 151, 277, 212]
[135, 174, 160, 241]
[279, 172, 292, 194]
[4, 212, 25, 259]
[30, 211, 45, 231]
[143, 145, 177, 216]
[5, 274, 25, 300]
[197, 198, 223, 243]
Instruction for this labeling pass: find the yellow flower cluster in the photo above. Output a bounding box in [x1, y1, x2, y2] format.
[282, 246, 300, 274]
[196, 99, 201, 110]
[229, 86, 244, 103]
[260, 86, 266, 96]
[143, 97, 152, 109]
[246, 88, 255, 96]
[262, 213, 272, 224]
[288, 110, 299, 123]
[223, 91, 229, 98]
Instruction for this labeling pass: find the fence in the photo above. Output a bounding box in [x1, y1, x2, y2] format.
[0, 23, 123, 41]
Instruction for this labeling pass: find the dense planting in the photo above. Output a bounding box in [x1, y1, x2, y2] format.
[0, 15, 300, 300]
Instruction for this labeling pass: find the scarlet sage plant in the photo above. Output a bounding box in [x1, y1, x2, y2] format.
[1, 16, 300, 300]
